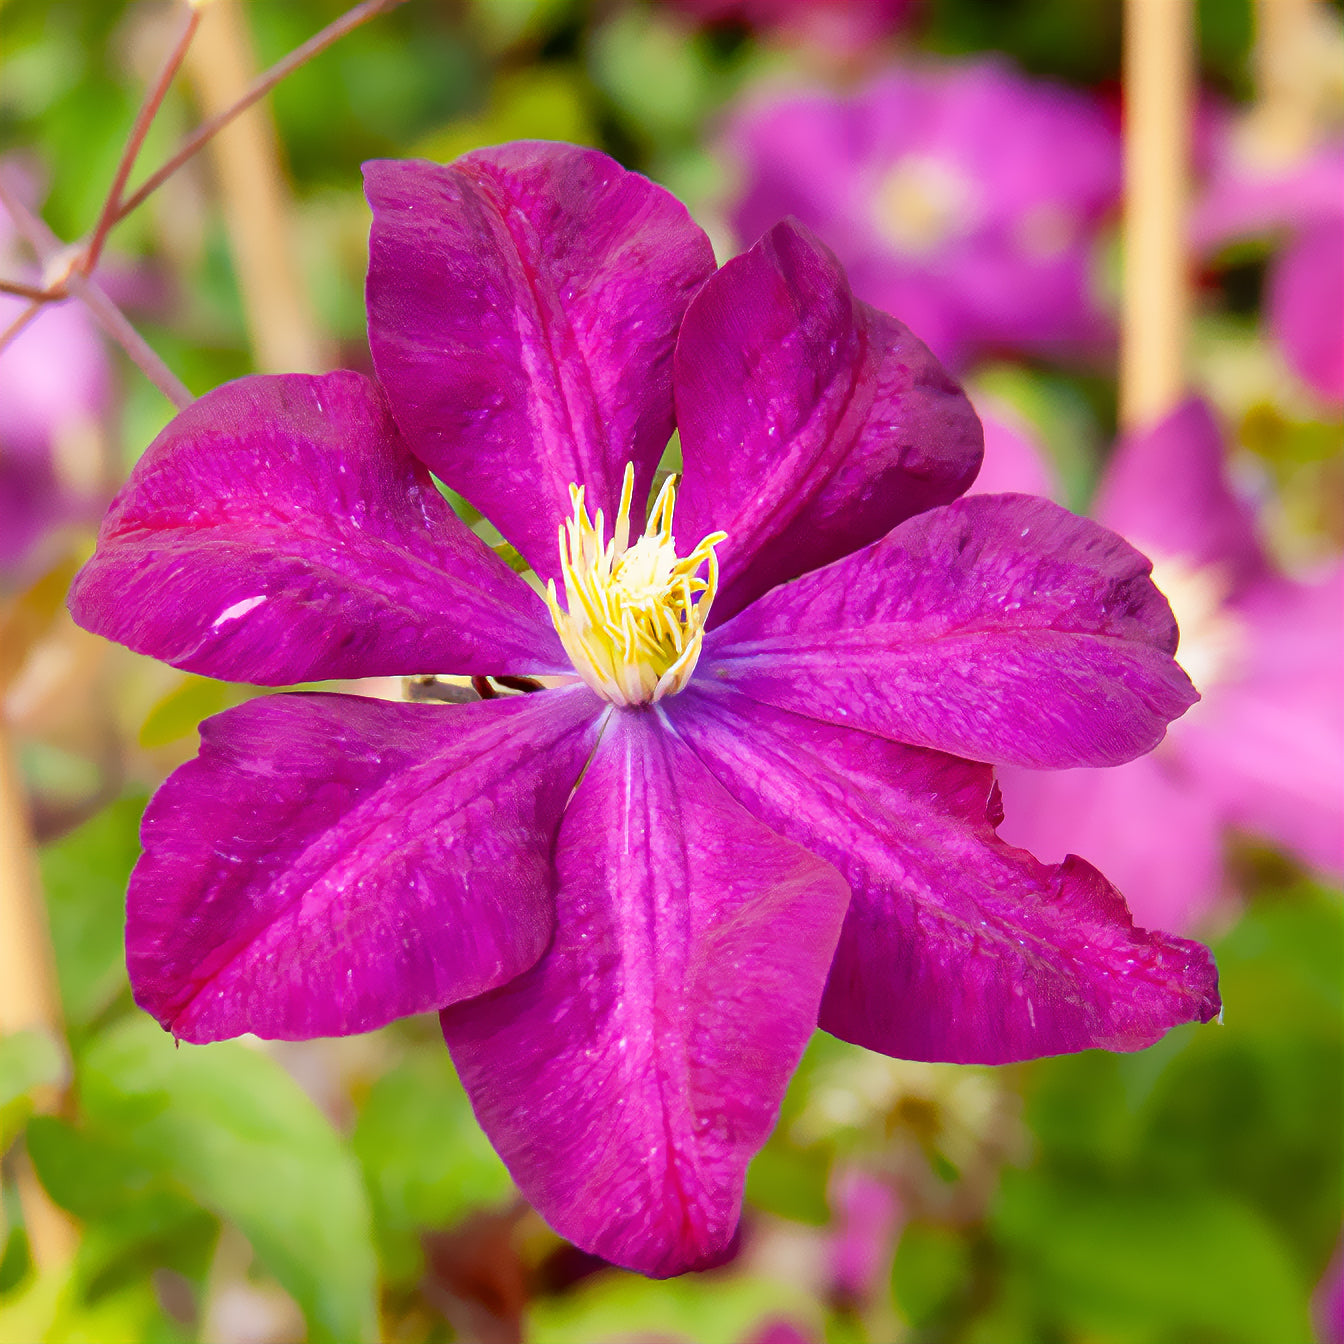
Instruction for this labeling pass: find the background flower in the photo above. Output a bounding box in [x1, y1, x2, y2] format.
[723, 57, 1122, 372]
[983, 400, 1343, 932]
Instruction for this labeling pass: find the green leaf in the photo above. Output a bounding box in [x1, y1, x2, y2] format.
[744, 1137, 831, 1227]
[25, 1118, 159, 1222]
[993, 1170, 1312, 1343]
[892, 1222, 973, 1329]
[588, 9, 717, 145]
[138, 678, 253, 749]
[39, 796, 145, 1027]
[0, 1031, 66, 1111]
[79, 1019, 378, 1343]
[529, 1270, 819, 1344]
[352, 1052, 513, 1282]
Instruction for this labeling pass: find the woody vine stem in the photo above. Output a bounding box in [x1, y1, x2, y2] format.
[0, 0, 406, 1273]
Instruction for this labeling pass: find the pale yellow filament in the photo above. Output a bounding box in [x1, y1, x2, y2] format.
[545, 464, 726, 705]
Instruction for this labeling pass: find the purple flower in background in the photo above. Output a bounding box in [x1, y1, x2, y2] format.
[1, 204, 112, 584]
[986, 401, 1344, 932]
[724, 58, 1121, 372]
[828, 1168, 901, 1308]
[1194, 132, 1344, 403]
[70, 143, 1218, 1276]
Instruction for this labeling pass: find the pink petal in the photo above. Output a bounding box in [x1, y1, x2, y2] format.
[673, 220, 982, 623]
[69, 372, 564, 683]
[1180, 567, 1344, 877]
[129, 688, 603, 1042]
[1269, 219, 1344, 404]
[365, 145, 716, 578]
[995, 754, 1227, 934]
[1093, 399, 1267, 587]
[441, 709, 849, 1277]
[701, 493, 1196, 769]
[670, 687, 1220, 1064]
[968, 410, 1058, 498]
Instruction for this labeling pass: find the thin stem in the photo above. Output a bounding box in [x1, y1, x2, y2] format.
[0, 171, 193, 409]
[0, 298, 44, 359]
[115, 0, 407, 224]
[0, 278, 56, 302]
[82, 2, 203, 277]
[1119, 0, 1194, 430]
[65, 270, 194, 409]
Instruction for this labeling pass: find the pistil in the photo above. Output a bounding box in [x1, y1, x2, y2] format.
[545, 464, 726, 705]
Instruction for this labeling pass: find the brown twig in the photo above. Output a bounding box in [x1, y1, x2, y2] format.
[0, 0, 404, 381]
[0, 171, 193, 408]
[81, 2, 204, 277]
[0, 297, 44, 358]
[0, 278, 55, 302]
[114, 0, 408, 225]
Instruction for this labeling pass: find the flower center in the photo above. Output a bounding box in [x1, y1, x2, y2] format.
[545, 463, 726, 706]
[872, 155, 978, 257]
[1147, 552, 1246, 695]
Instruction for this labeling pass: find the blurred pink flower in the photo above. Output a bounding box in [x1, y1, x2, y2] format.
[981, 401, 1344, 931]
[828, 1168, 901, 1307]
[724, 58, 1121, 372]
[1, 202, 112, 582]
[1194, 131, 1344, 403]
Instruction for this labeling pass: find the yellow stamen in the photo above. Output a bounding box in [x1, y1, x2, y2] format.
[545, 463, 726, 706]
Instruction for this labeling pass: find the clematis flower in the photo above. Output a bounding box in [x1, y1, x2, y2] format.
[723, 58, 1121, 372]
[985, 400, 1344, 932]
[70, 142, 1218, 1277]
[1194, 129, 1344, 403]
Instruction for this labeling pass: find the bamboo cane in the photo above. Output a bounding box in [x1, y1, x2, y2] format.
[0, 717, 77, 1269]
[1120, 0, 1195, 429]
[185, 0, 332, 374]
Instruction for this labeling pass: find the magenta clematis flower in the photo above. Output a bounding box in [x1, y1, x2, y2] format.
[723, 58, 1121, 372]
[985, 401, 1344, 932]
[1194, 132, 1344, 403]
[70, 143, 1218, 1277]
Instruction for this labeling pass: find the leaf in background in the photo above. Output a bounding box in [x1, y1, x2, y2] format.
[588, 8, 717, 147]
[415, 66, 598, 166]
[39, 796, 146, 1027]
[137, 677, 253, 749]
[892, 1221, 974, 1330]
[352, 1051, 514, 1283]
[0, 1030, 66, 1111]
[78, 1018, 378, 1343]
[992, 1171, 1311, 1344]
[529, 1270, 820, 1344]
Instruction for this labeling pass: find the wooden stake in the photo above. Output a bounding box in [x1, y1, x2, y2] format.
[185, 0, 332, 374]
[1120, 0, 1195, 430]
[0, 717, 77, 1269]
[1251, 0, 1327, 162]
